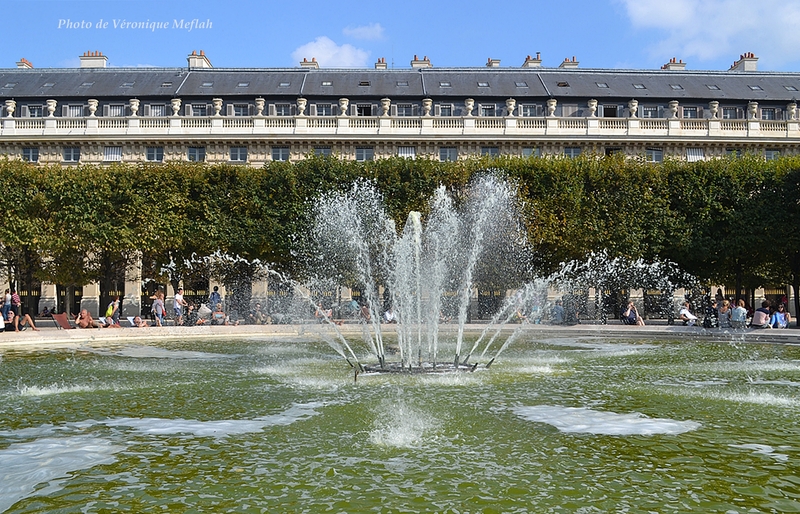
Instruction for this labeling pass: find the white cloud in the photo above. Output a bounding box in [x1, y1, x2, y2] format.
[291, 36, 370, 67]
[619, 0, 800, 68]
[343, 23, 385, 40]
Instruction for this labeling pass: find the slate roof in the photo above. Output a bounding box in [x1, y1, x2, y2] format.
[1, 66, 799, 103]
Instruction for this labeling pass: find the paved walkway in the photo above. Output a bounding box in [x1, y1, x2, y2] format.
[0, 319, 797, 349]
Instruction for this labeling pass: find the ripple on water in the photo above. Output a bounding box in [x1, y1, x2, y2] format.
[369, 400, 440, 448]
[0, 435, 123, 512]
[512, 405, 701, 435]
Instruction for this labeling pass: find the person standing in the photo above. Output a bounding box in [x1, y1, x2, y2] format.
[208, 286, 221, 310]
[151, 291, 166, 327]
[1, 289, 10, 321]
[174, 288, 188, 326]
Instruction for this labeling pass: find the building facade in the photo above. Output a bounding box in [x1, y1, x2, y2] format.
[1, 50, 797, 318]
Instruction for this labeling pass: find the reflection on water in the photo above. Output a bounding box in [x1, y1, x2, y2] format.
[1, 337, 799, 512]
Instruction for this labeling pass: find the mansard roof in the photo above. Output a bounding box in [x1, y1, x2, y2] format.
[1, 66, 800, 102]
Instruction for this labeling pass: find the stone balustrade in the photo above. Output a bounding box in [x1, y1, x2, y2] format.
[2, 115, 799, 139]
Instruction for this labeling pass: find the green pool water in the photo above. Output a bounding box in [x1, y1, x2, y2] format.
[1, 336, 799, 513]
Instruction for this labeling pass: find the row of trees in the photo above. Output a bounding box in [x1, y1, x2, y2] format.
[0, 154, 798, 322]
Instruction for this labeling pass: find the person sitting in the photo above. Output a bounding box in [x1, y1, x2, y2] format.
[621, 301, 645, 326]
[770, 303, 790, 329]
[248, 303, 266, 325]
[551, 300, 565, 325]
[731, 299, 748, 329]
[132, 315, 149, 328]
[75, 309, 98, 328]
[211, 303, 227, 325]
[383, 307, 398, 324]
[39, 306, 52, 317]
[360, 304, 371, 322]
[7, 310, 40, 331]
[315, 303, 332, 323]
[678, 301, 698, 326]
[751, 301, 772, 328]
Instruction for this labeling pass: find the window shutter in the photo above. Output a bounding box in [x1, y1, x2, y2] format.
[226, 104, 234, 116]
[62, 105, 69, 117]
[102, 105, 109, 117]
[291, 104, 296, 116]
[697, 107, 704, 118]
[268, 104, 276, 116]
[185, 104, 193, 116]
[21, 105, 29, 117]
[657, 106, 664, 118]
[434, 105, 441, 116]
[737, 107, 745, 119]
[597, 105, 604, 117]
[390, 105, 397, 116]
[143, 104, 151, 116]
[248, 104, 254, 116]
[776, 108, 783, 120]
[309, 104, 317, 116]
[350, 104, 357, 116]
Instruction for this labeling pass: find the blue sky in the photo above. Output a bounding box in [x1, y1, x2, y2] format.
[6, 0, 800, 72]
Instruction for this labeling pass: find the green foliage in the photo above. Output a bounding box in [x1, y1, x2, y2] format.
[0, 155, 797, 294]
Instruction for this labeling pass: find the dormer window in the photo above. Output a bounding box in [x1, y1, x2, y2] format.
[237, 82, 250, 87]
[278, 82, 290, 87]
[749, 85, 763, 91]
[706, 84, 720, 90]
[439, 81, 451, 87]
[669, 84, 683, 90]
[359, 81, 370, 86]
[557, 81, 570, 87]
[42, 82, 55, 88]
[596, 82, 609, 88]
[80, 82, 94, 88]
[397, 81, 409, 86]
[321, 81, 332, 86]
[201, 82, 214, 88]
[784, 85, 798, 91]
[160, 82, 172, 87]
[477, 82, 490, 87]
[3, 83, 17, 89]
[120, 82, 134, 88]
[515, 82, 529, 87]
[633, 84, 646, 89]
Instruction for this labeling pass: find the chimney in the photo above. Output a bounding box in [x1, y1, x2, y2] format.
[79, 51, 107, 68]
[187, 50, 213, 69]
[300, 57, 319, 69]
[661, 57, 686, 70]
[558, 56, 579, 69]
[374, 57, 387, 70]
[522, 53, 542, 68]
[16, 57, 33, 69]
[729, 52, 758, 72]
[411, 55, 432, 68]
[486, 58, 501, 67]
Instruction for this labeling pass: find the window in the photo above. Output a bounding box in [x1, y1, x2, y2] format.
[520, 104, 538, 117]
[439, 104, 453, 117]
[765, 149, 781, 160]
[396, 104, 413, 116]
[120, 82, 134, 88]
[79, 82, 94, 88]
[596, 82, 609, 88]
[149, 104, 166, 116]
[272, 146, 290, 161]
[67, 104, 84, 117]
[355, 147, 374, 161]
[761, 108, 775, 120]
[557, 81, 570, 87]
[784, 85, 798, 92]
[397, 146, 416, 159]
[233, 104, 249, 116]
[107, 104, 125, 117]
[191, 104, 207, 116]
[603, 105, 619, 118]
[278, 82, 290, 87]
[645, 148, 663, 163]
[686, 148, 704, 162]
[642, 106, 658, 118]
[275, 104, 291, 116]
[522, 147, 540, 158]
[22, 147, 39, 162]
[481, 146, 499, 158]
[42, 82, 55, 88]
[564, 147, 581, 158]
[316, 104, 333, 116]
[314, 146, 331, 157]
[480, 104, 496, 117]
[146, 146, 164, 162]
[357, 104, 373, 116]
[63, 146, 80, 162]
[477, 82, 490, 87]
[722, 107, 738, 119]
[396, 81, 409, 87]
[359, 81, 370, 86]
[230, 146, 248, 162]
[516, 82, 529, 88]
[669, 84, 683, 90]
[187, 147, 206, 162]
[160, 82, 172, 88]
[237, 82, 250, 88]
[439, 81, 451, 88]
[605, 147, 623, 157]
[683, 107, 698, 118]
[103, 146, 122, 162]
[321, 81, 332, 86]
[440, 147, 458, 162]
[27, 105, 43, 118]
[201, 82, 214, 88]
[633, 84, 646, 90]
[748, 85, 763, 91]
[706, 84, 720, 90]
[726, 148, 743, 158]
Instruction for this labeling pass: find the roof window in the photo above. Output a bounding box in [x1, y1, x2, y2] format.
[2, 83, 17, 89]
[706, 84, 720, 90]
[516, 81, 529, 87]
[669, 84, 683, 90]
[359, 81, 370, 86]
[160, 82, 172, 87]
[79, 82, 94, 87]
[633, 84, 646, 89]
[556, 81, 570, 87]
[278, 82, 290, 87]
[120, 82, 134, 88]
[784, 85, 798, 91]
[439, 81, 452, 87]
[201, 82, 214, 87]
[477, 82, 490, 87]
[748, 85, 763, 91]
[397, 81, 409, 86]
[596, 82, 609, 88]
[321, 81, 332, 86]
[42, 82, 55, 87]
[238, 82, 250, 87]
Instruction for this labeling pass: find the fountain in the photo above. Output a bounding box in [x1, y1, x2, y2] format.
[308, 174, 532, 372]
